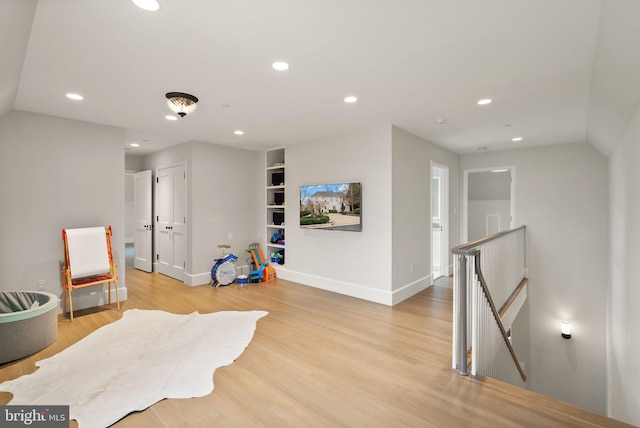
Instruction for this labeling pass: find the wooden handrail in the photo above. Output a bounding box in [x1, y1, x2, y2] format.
[452, 225, 526, 256]
[498, 278, 528, 319]
[474, 254, 527, 382]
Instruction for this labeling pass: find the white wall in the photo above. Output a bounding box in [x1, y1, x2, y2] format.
[608, 104, 640, 426]
[125, 155, 143, 172]
[124, 173, 134, 243]
[391, 126, 460, 303]
[0, 110, 126, 309]
[468, 200, 511, 241]
[461, 142, 608, 415]
[281, 127, 394, 304]
[188, 141, 262, 283]
[141, 141, 262, 285]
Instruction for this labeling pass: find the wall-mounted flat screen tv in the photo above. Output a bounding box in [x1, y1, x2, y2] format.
[299, 182, 361, 231]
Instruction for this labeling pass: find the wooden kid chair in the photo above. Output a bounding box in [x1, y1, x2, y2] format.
[61, 226, 120, 321]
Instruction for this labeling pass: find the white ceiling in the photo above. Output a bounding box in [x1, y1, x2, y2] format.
[2, 0, 639, 156]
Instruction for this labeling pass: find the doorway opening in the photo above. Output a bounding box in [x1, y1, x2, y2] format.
[431, 162, 449, 280]
[463, 167, 515, 243]
[125, 170, 153, 272]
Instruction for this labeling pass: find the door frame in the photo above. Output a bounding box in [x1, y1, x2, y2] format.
[430, 161, 450, 279]
[462, 166, 516, 243]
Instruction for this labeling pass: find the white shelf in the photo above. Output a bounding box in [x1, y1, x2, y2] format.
[266, 148, 285, 267]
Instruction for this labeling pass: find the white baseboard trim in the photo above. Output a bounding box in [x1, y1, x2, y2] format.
[59, 285, 128, 313]
[273, 267, 432, 306]
[391, 274, 432, 305]
[185, 271, 211, 286]
[274, 267, 394, 306]
[235, 264, 251, 275]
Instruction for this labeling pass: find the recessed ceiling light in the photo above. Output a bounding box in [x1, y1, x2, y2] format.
[130, 143, 140, 147]
[66, 93, 84, 101]
[477, 98, 492, 105]
[234, 130, 244, 135]
[132, 0, 160, 11]
[512, 137, 523, 142]
[272, 62, 290, 71]
[344, 96, 358, 103]
[434, 118, 447, 125]
[165, 115, 177, 121]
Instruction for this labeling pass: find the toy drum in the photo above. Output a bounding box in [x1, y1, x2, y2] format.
[211, 253, 238, 286]
[213, 260, 236, 285]
[236, 275, 248, 286]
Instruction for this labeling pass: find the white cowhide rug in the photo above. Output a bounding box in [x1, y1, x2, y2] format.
[0, 309, 267, 428]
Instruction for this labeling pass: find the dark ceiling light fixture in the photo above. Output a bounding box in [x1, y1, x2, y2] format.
[165, 92, 199, 117]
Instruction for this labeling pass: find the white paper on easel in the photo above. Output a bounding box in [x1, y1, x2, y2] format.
[66, 227, 111, 279]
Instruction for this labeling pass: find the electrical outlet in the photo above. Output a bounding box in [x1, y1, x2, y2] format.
[37, 279, 46, 291]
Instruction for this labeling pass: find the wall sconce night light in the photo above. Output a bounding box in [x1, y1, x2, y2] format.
[561, 321, 572, 339]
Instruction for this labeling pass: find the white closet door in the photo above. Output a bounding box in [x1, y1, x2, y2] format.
[133, 170, 153, 272]
[156, 164, 186, 281]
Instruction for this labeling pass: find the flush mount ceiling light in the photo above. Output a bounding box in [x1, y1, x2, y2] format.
[512, 137, 523, 142]
[165, 115, 178, 121]
[130, 143, 140, 147]
[66, 93, 84, 101]
[272, 61, 290, 71]
[165, 92, 199, 117]
[234, 130, 244, 135]
[132, 0, 160, 11]
[477, 98, 492, 105]
[344, 96, 358, 103]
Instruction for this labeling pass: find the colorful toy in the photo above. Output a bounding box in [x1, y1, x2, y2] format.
[248, 244, 275, 282]
[210, 244, 237, 287]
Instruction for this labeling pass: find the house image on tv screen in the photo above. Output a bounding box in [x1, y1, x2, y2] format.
[299, 182, 361, 231]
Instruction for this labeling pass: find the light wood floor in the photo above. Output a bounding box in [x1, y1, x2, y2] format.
[1, 263, 631, 427]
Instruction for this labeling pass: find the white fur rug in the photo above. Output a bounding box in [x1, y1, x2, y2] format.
[0, 309, 267, 428]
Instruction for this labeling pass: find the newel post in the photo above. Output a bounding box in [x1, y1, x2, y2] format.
[457, 254, 469, 376]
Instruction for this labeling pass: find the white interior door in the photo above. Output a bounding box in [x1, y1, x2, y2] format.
[156, 164, 186, 281]
[431, 163, 449, 280]
[133, 170, 153, 272]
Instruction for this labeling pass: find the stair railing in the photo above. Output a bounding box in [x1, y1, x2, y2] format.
[451, 225, 527, 382]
